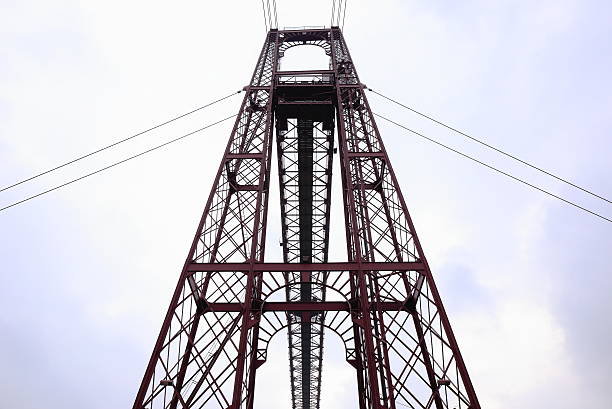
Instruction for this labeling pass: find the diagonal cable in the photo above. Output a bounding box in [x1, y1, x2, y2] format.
[331, 0, 337, 27]
[367, 87, 611, 204]
[375, 112, 611, 223]
[341, 0, 349, 30]
[0, 114, 237, 213]
[266, 0, 273, 30]
[334, 0, 343, 27]
[272, 0, 278, 28]
[0, 90, 241, 193]
[260, 0, 268, 32]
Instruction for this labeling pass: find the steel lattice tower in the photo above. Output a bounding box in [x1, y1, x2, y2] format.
[134, 27, 480, 409]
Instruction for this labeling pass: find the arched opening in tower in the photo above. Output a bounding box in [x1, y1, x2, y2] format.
[279, 44, 330, 72]
[254, 326, 357, 409]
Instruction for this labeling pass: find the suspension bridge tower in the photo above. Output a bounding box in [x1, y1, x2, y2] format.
[134, 26, 480, 409]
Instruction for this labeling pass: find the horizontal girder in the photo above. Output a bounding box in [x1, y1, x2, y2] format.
[185, 261, 426, 272]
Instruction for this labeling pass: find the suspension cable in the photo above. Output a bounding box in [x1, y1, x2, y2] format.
[0, 90, 241, 194]
[265, 0, 273, 30]
[0, 114, 237, 213]
[272, 0, 279, 28]
[260, 0, 268, 32]
[331, 0, 337, 27]
[341, 0, 349, 31]
[333, 0, 342, 27]
[375, 112, 611, 223]
[368, 87, 611, 204]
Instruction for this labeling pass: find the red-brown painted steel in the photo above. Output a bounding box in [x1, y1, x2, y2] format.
[134, 27, 480, 409]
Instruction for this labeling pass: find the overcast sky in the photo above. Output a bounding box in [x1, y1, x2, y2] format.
[1, 1, 611, 408]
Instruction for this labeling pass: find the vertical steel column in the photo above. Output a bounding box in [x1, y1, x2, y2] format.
[330, 27, 385, 409]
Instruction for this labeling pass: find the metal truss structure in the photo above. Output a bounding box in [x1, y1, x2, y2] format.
[134, 27, 480, 409]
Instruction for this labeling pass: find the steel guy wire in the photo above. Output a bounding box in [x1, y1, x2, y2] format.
[341, 0, 349, 30]
[368, 87, 611, 204]
[0, 90, 242, 194]
[375, 112, 611, 223]
[272, 0, 279, 28]
[266, 0, 273, 30]
[331, 0, 337, 27]
[337, 0, 343, 26]
[0, 114, 237, 213]
[334, 0, 343, 26]
[260, 0, 268, 32]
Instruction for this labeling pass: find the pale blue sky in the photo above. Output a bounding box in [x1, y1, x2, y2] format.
[1, 1, 611, 408]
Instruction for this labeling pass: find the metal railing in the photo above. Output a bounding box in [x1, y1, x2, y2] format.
[276, 73, 334, 85]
